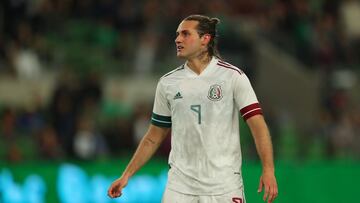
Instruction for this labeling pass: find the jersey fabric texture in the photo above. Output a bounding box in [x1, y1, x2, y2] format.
[151, 57, 262, 195]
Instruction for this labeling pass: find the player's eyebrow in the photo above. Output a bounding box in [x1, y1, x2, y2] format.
[177, 29, 191, 34]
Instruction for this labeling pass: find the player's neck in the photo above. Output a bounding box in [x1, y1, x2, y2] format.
[186, 52, 212, 75]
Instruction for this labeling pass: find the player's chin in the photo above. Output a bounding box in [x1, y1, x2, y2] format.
[176, 53, 186, 59]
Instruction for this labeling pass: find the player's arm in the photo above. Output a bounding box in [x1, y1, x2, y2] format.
[246, 115, 278, 203]
[107, 124, 170, 198]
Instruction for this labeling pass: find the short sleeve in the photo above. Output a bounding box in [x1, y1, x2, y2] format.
[151, 80, 172, 128]
[233, 73, 263, 121]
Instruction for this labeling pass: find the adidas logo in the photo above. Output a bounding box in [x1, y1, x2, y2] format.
[173, 92, 183, 100]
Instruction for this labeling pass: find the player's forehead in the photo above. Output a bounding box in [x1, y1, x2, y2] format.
[176, 20, 199, 33]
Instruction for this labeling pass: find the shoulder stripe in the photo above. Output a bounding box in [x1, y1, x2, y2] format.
[217, 63, 243, 75]
[218, 61, 244, 74]
[218, 60, 232, 66]
[162, 65, 185, 78]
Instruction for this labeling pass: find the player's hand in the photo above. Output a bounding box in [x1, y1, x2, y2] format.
[107, 175, 129, 198]
[257, 171, 278, 203]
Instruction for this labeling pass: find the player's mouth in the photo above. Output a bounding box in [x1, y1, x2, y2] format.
[176, 45, 184, 52]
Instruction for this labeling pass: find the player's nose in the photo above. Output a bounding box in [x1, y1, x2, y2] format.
[175, 35, 181, 44]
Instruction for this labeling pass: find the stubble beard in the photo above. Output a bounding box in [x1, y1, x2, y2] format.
[179, 47, 210, 62]
[197, 49, 211, 64]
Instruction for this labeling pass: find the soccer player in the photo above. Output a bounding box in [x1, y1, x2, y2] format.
[108, 14, 278, 203]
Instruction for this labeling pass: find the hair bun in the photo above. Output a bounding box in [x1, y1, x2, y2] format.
[210, 18, 220, 25]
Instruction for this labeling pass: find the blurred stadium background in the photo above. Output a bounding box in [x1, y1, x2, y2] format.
[0, 0, 360, 202]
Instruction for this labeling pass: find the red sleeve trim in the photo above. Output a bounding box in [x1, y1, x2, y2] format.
[243, 109, 263, 120]
[240, 103, 263, 120]
[240, 103, 261, 115]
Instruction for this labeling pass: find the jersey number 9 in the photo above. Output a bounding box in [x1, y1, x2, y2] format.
[190, 104, 201, 124]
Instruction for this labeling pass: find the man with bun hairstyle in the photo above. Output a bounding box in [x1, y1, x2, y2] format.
[108, 14, 278, 203]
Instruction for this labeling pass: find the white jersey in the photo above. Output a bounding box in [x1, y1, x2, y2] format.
[151, 57, 262, 195]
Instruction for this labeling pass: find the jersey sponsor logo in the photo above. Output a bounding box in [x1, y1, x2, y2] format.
[173, 92, 183, 100]
[232, 197, 243, 203]
[207, 84, 223, 101]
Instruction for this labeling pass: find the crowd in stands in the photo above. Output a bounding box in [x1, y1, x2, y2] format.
[1, 0, 360, 70]
[0, 0, 359, 162]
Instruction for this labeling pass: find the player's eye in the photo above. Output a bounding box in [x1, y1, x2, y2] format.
[182, 31, 190, 37]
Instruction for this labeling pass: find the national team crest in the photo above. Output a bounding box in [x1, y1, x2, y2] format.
[208, 84, 223, 101]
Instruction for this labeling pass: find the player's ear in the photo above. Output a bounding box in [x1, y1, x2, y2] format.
[202, 34, 211, 45]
